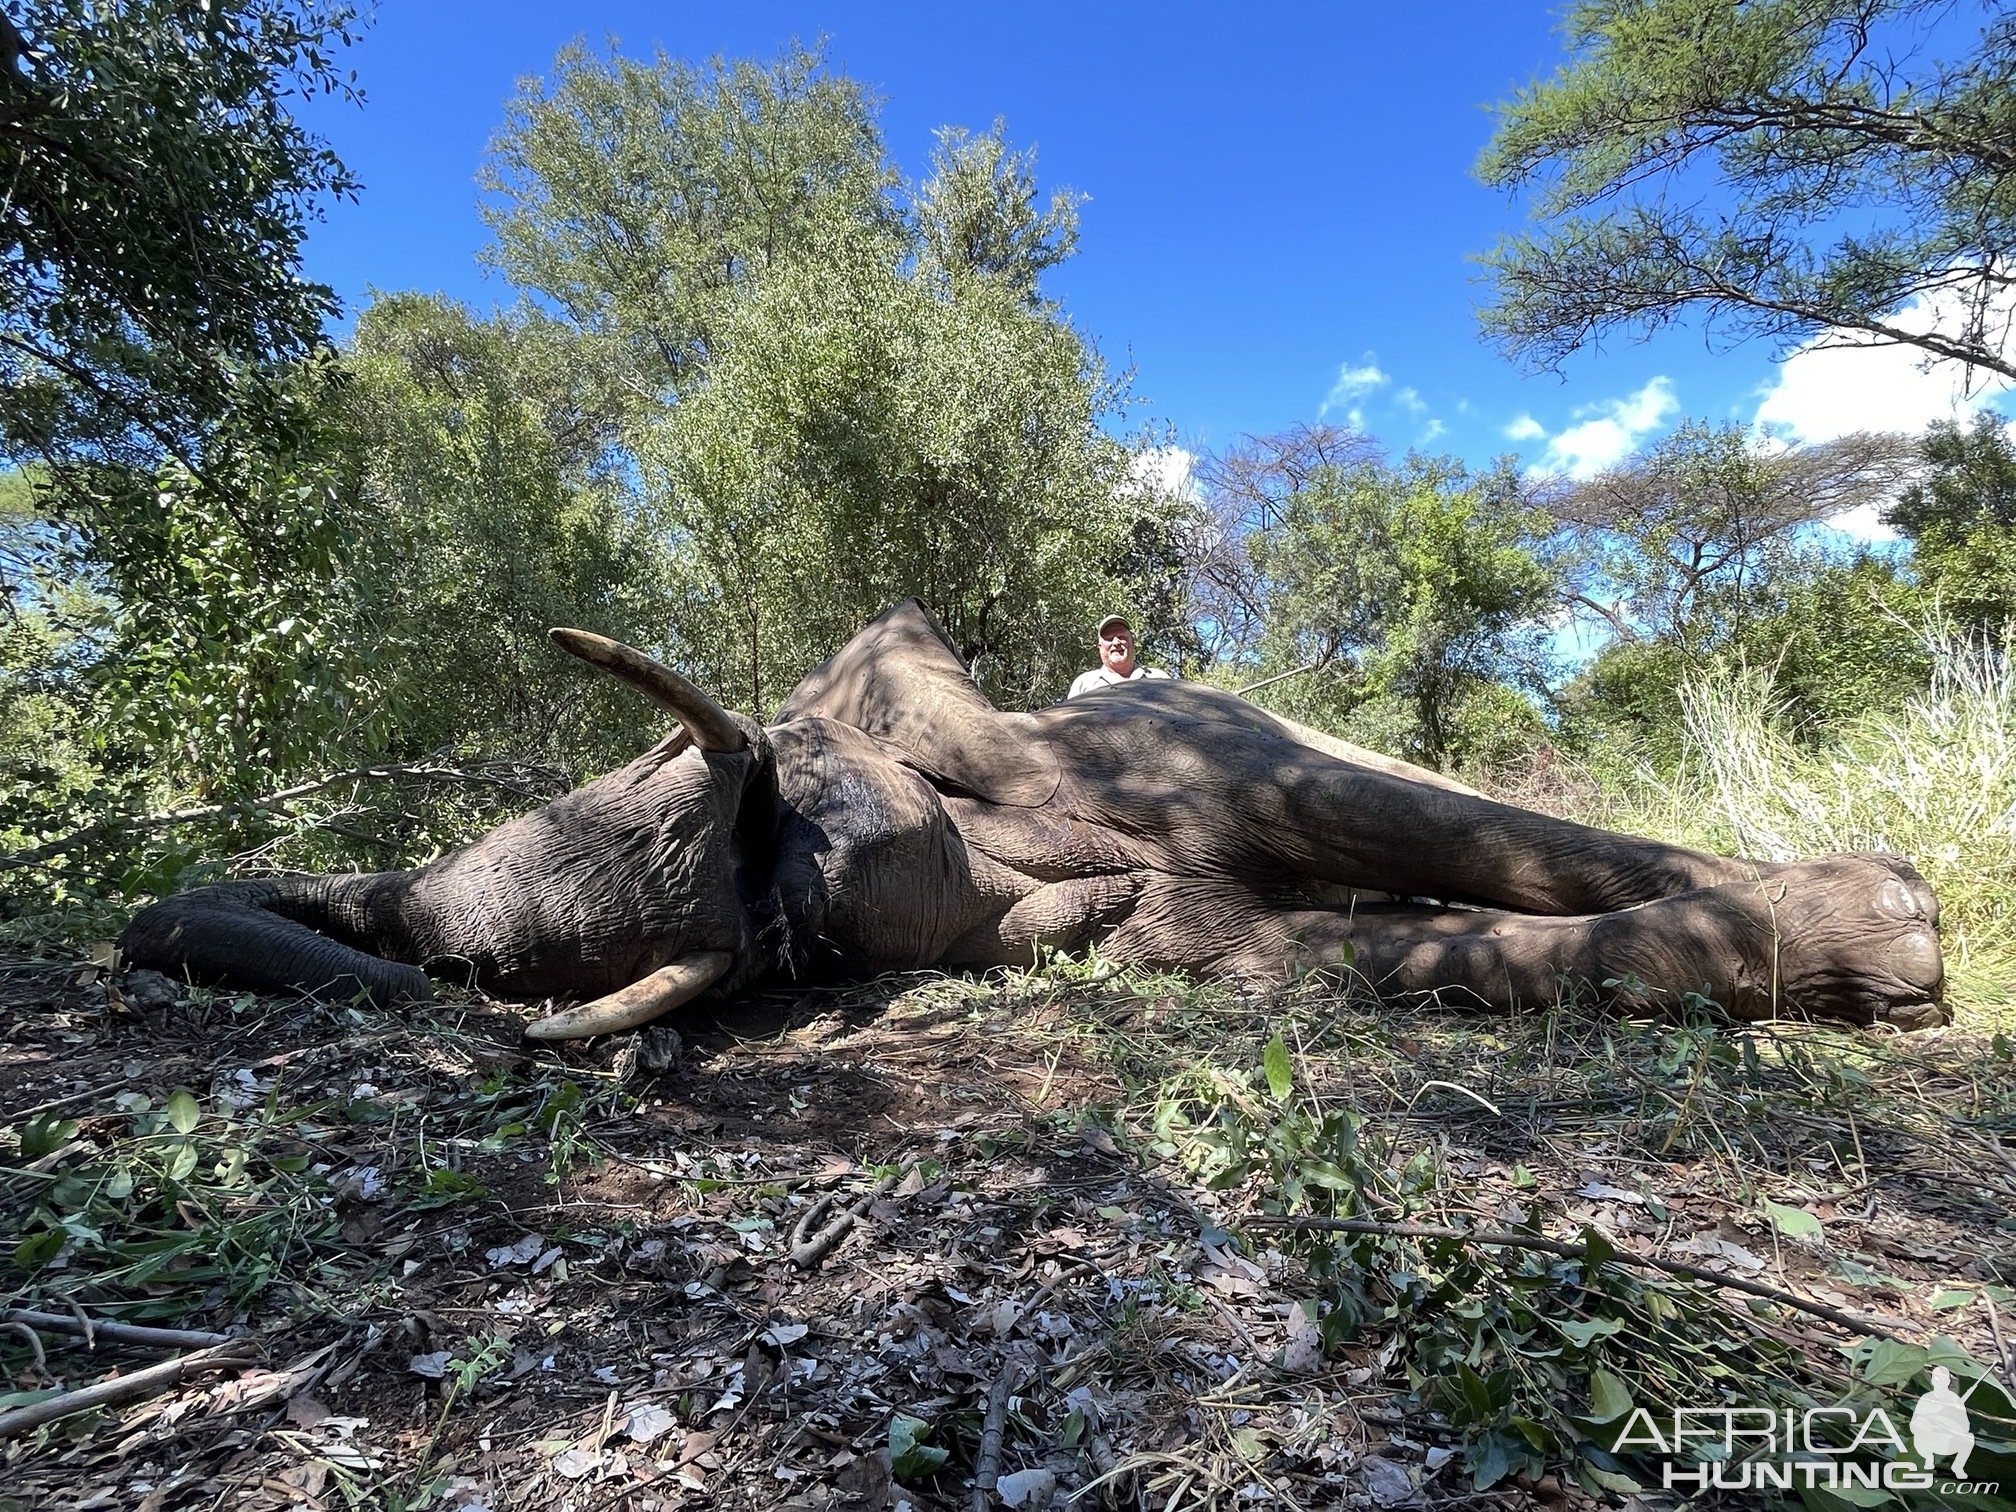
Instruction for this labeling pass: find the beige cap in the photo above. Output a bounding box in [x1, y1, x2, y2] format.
[1096, 613, 1133, 637]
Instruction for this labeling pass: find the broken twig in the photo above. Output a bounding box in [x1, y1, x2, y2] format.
[0, 1341, 257, 1438]
[970, 1368, 1016, 1511]
[788, 1171, 901, 1270]
[1, 1308, 232, 1351]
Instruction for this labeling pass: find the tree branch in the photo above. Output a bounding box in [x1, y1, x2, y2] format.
[0, 754, 571, 875]
[1243, 1215, 1915, 1341]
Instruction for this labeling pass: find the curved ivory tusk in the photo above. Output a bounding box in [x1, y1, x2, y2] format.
[548, 629, 746, 753]
[522, 951, 734, 1041]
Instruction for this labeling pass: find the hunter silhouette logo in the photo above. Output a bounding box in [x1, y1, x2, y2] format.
[1910, 1365, 1978, 1479]
[1613, 1358, 2004, 1494]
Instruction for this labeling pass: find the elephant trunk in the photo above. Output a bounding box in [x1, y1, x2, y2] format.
[119, 873, 432, 1009]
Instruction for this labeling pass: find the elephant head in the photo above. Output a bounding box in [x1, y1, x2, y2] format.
[119, 631, 783, 1039]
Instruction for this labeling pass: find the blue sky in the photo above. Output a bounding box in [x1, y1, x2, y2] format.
[295, 1, 2012, 524]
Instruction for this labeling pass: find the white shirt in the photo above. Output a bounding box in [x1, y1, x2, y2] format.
[1067, 664, 1171, 699]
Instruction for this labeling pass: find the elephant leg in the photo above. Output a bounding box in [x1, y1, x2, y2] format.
[1092, 723, 1937, 926]
[1098, 862, 1946, 1029]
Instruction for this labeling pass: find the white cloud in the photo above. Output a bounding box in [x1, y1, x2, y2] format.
[1125, 445, 1201, 503]
[1395, 386, 1427, 415]
[1418, 417, 1447, 443]
[1527, 376, 1680, 480]
[1503, 414, 1546, 442]
[1752, 284, 2015, 543]
[1753, 285, 2014, 445]
[1320, 357, 1389, 419]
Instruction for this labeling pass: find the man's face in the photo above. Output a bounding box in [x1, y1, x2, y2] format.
[1099, 626, 1136, 674]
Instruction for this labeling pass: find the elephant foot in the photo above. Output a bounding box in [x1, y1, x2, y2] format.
[1744, 856, 1946, 1029]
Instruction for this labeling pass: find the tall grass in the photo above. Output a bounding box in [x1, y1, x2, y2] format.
[1584, 625, 2016, 1025]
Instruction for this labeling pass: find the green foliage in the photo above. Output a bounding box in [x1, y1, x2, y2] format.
[887, 1412, 950, 1481]
[1478, 0, 2016, 379]
[0, 0, 362, 474]
[914, 118, 1082, 302]
[648, 222, 1136, 711]
[343, 292, 668, 768]
[1550, 423, 1913, 658]
[478, 38, 895, 403]
[1162, 1020, 2016, 1497]
[3, 1083, 338, 1316]
[86, 364, 386, 802]
[1548, 423, 1928, 764]
[484, 39, 1149, 712]
[1561, 554, 1929, 768]
[1887, 412, 2016, 629]
[1234, 445, 1559, 767]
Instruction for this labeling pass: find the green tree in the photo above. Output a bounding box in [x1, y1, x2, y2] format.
[1558, 552, 1926, 765]
[914, 119, 1081, 304]
[485, 41, 1149, 712]
[646, 227, 1135, 711]
[1886, 411, 2016, 627]
[0, 0, 361, 477]
[1478, 0, 2016, 381]
[479, 38, 894, 407]
[1229, 443, 1560, 768]
[1547, 424, 1928, 762]
[342, 293, 668, 770]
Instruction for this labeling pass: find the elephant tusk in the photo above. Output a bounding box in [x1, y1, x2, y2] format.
[547, 629, 746, 753]
[522, 952, 734, 1041]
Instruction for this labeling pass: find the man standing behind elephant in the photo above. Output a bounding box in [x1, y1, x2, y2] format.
[1067, 614, 1171, 699]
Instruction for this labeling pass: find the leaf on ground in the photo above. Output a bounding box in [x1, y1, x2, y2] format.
[1765, 1200, 1824, 1240]
[623, 1403, 675, 1443]
[888, 1414, 948, 1481]
[1263, 1031, 1293, 1101]
[996, 1467, 1056, 1507]
[484, 1233, 545, 1268]
[1282, 1301, 1325, 1374]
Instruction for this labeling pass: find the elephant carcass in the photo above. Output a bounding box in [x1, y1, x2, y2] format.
[119, 600, 1947, 1038]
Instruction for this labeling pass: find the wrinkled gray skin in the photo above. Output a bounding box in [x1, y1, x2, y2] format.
[122, 600, 1948, 1037]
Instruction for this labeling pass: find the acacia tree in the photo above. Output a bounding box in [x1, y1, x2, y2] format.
[1551, 423, 1927, 759]
[1549, 422, 1917, 656]
[1478, 0, 2016, 381]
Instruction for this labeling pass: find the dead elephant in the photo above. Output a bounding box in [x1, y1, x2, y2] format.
[121, 599, 1947, 1038]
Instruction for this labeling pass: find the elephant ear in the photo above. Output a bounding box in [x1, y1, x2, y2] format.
[777, 599, 1061, 807]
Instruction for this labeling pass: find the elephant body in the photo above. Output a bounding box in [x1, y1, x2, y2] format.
[121, 600, 1948, 1037]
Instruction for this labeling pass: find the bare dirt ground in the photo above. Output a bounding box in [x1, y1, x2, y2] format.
[2, 952, 2012, 1512]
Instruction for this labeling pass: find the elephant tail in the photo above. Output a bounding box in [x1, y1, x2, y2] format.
[119, 873, 432, 1010]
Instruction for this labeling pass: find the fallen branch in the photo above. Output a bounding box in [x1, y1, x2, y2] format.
[788, 1171, 901, 1270]
[1243, 1216, 1915, 1341]
[970, 1369, 1016, 1512]
[0, 755, 571, 875]
[0, 1341, 256, 1437]
[2, 1308, 233, 1351]
[1236, 660, 1329, 698]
